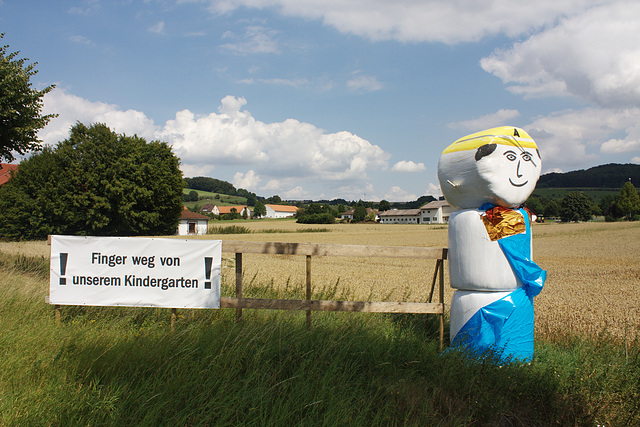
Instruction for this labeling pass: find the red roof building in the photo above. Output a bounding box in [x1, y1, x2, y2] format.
[0, 163, 18, 187]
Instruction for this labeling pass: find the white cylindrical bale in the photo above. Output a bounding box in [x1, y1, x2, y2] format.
[448, 208, 531, 291]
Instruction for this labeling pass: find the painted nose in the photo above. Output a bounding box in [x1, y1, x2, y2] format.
[516, 160, 523, 178]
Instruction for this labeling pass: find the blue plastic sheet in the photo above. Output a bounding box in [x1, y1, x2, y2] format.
[450, 205, 546, 362]
[451, 287, 534, 362]
[496, 207, 546, 297]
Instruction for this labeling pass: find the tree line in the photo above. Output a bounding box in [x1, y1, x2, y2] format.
[526, 181, 640, 222]
[537, 163, 640, 189]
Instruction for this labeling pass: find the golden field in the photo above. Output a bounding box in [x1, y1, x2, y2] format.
[1, 219, 638, 341]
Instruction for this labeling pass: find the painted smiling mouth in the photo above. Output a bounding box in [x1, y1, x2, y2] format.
[509, 179, 528, 187]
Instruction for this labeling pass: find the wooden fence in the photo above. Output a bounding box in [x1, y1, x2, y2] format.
[219, 241, 448, 349]
[48, 238, 448, 349]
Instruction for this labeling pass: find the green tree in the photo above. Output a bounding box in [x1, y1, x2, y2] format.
[306, 203, 323, 215]
[379, 200, 391, 212]
[253, 201, 266, 218]
[614, 181, 640, 221]
[353, 205, 367, 222]
[525, 196, 544, 215]
[1, 34, 56, 162]
[296, 212, 335, 224]
[599, 194, 616, 217]
[183, 190, 199, 202]
[543, 199, 560, 219]
[559, 191, 594, 222]
[0, 123, 183, 239]
[267, 195, 282, 204]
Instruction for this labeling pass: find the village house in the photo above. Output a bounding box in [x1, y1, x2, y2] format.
[200, 205, 251, 218]
[264, 204, 299, 218]
[419, 200, 454, 224]
[379, 200, 453, 224]
[0, 163, 18, 187]
[176, 207, 210, 235]
[340, 208, 379, 221]
[378, 208, 422, 224]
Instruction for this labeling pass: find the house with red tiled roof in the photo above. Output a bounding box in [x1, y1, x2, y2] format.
[216, 205, 250, 217]
[200, 205, 251, 217]
[176, 207, 210, 235]
[0, 163, 18, 187]
[265, 204, 298, 218]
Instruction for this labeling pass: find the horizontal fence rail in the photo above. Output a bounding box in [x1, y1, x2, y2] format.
[220, 241, 447, 349]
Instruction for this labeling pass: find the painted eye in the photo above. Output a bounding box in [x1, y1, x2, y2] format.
[522, 153, 532, 161]
[505, 153, 517, 161]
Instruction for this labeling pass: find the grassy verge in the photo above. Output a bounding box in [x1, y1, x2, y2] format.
[1, 253, 638, 425]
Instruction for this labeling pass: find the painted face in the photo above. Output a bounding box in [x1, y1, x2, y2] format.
[437, 127, 542, 209]
[475, 143, 542, 207]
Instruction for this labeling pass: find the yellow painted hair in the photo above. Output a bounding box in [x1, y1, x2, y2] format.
[442, 126, 537, 155]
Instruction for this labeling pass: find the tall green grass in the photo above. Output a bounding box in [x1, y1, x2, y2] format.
[1, 252, 638, 425]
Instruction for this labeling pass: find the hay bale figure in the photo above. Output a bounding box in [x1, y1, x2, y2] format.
[438, 126, 546, 362]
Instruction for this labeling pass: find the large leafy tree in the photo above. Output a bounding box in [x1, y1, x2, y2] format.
[615, 181, 640, 220]
[0, 123, 184, 239]
[0, 33, 56, 162]
[559, 191, 594, 222]
[253, 201, 266, 218]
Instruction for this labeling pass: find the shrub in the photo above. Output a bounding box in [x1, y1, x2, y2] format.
[296, 213, 335, 224]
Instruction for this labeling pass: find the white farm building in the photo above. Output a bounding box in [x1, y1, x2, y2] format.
[265, 204, 299, 218]
[379, 200, 453, 224]
[419, 200, 453, 224]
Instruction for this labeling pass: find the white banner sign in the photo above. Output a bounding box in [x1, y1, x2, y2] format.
[50, 236, 222, 309]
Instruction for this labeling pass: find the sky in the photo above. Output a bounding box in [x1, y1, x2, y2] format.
[2, 0, 640, 202]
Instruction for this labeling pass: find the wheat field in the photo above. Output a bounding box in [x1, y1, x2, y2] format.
[1, 219, 638, 340]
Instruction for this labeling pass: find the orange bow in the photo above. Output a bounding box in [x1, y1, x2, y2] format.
[481, 206, 529, 241]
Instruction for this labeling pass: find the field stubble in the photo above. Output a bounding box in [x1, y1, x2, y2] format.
[3, 220, 638, 341]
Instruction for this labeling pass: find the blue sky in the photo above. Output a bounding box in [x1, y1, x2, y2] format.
[2, 0, 640, 201]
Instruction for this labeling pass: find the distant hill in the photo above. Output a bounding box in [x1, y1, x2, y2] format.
[537, 163, 640, 188]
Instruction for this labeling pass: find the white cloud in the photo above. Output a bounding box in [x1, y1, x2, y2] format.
[347, 74, 383, 92]
[282, 186, 308, 199]
[601, 138, 640, 154]
[40, 88, 158, 145]
[149, 21, 166, 34]
[448, 109, 521, 131]
[238, 77, 310, 87]
[40, 91, 392, 199]
[220, 25, 280, 54]
[480, 2, 640, 108]
[524, 107, 640, 171]
[69, 35, 95, 46]
[384, 186, 417, 202]
[390, 160, 426, 173]
[426, 182, 442, 198]
[631, 156, 640, 164]
[233, 169, 261, 189]
[207, 0, 601, 44]
[156, 95, 391, 190]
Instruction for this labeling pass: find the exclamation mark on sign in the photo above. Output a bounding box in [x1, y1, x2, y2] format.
[204, 257, 212, 289]
[59, 253, 68, 285]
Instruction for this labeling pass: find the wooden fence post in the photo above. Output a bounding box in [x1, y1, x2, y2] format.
[439, 249, 446, 350]
[235, 252, 243, 321]
[306, 255, 312, 329]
